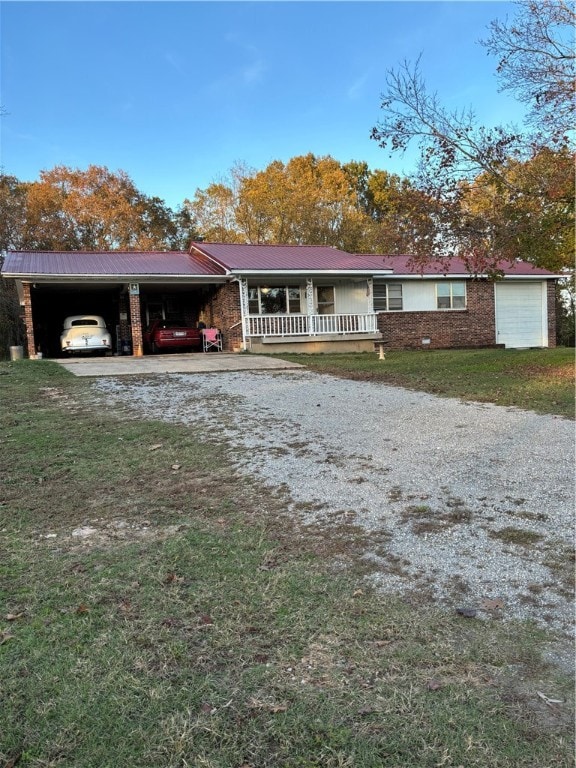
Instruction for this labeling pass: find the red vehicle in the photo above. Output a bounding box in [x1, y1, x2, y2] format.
[144, 319, 202, 354]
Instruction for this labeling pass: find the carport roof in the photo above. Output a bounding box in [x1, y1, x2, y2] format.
[2, 250, 227, 278]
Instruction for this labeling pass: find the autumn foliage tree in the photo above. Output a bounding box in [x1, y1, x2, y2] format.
[183, 154, 436, 254]
[458, 147, 574, 271]
[13, 165, 197, 251]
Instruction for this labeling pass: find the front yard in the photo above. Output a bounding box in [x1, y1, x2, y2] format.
[0, 356, 574, 767]
[274, 347, 575, 419]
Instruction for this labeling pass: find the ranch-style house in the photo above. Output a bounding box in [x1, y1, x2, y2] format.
[2, 242, 559, 358]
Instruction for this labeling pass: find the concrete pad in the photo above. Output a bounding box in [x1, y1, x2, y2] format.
[54, 353, 304, 377]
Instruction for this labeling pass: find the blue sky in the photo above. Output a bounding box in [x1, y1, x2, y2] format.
[1, 1, 525, 209]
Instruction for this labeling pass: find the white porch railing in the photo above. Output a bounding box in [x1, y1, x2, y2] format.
[245, 313, 378, 337]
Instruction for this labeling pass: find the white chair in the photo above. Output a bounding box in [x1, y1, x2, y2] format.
[202, 328, 223, 352]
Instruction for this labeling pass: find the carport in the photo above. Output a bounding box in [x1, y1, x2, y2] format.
[2, 250, 236, 358]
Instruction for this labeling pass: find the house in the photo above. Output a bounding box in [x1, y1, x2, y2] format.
[1, 243, 558, 358]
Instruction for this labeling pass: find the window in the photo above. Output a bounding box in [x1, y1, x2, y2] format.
[437, 282, 466, 309]
[373, 283, 403, 312]
[165, 299, 182, 319]
[71, 318, 99, 326]
[316, 286, 335, 315]
[146, 302, 165, 323]
[248, 286, 302, 314]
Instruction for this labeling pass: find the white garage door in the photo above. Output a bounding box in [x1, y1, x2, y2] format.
[495, 282, 546, 348]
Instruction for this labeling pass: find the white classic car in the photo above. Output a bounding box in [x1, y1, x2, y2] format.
[60, 315, 112, 355]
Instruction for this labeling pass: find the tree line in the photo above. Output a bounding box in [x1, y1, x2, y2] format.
[1, 145, 572, 273]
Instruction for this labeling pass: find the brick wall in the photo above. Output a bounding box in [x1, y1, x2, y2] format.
[128, 291, 144, 356]
[547, 281, 557, 348]
[200, 282, 243, 351]
[22, 282, 36, 358]
[377, 280, 497, 350]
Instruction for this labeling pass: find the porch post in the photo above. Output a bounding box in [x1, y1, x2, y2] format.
[306, 278, 315, 335]
[22, 282, 36, 358]
[238, 278, 249, 349]
[127, 283, 144, 357]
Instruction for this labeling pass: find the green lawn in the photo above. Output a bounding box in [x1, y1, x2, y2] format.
[0, 360, 574, 767]
[274, 347, 575, 419]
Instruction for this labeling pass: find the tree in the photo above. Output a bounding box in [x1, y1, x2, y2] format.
[18, 165, 189, 251]
[252, 153, 356, 247]
[482, 0, 575, 145]
[185, 182, 241, 243]
[172, 205, 202, 250]
[370, 0, 575, 269]
[185, 153, 440, 254]
[458, 147, 574, 271]
[185, 154, 364, 247]
[0, 176, 26, 354]
[361, 168, 441, 256]
[0, 174, 28, 252]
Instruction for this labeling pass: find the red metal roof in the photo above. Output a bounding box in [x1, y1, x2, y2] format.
[191, 242, 392, 271]
[355, 254, 559, 277]
[2, 247, 558, 279]
[2, 250, 226, 277]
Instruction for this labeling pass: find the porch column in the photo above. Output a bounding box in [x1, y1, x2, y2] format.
[128, 283, 144, 357]
[22, 282, 36, 358]
[238, 278, 249, 349]
[306, 278, 315, 335]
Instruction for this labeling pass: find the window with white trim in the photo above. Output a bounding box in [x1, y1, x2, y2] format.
[248, 286, 302, 314]
[436, 282, 466, 309]
[316, 286, 335, 315]
[373, 283, 403, 312]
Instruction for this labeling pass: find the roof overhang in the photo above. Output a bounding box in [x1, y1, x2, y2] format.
[5, 273, 229, 284]
[373, 273, 562, 280]
[230, 269, 394, 277]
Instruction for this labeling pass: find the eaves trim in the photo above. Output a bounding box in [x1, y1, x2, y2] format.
[230, 269, 395, 276]
[374, 273, 562, 280]
[3, 273, 229, 282]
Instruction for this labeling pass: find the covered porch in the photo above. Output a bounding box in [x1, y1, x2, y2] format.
[236, 276, 382, 353]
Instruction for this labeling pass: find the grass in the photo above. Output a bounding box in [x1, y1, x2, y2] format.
[273, 347, 575, 419]
[1, 360, 574, 767]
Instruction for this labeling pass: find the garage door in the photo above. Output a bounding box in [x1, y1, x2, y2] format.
[495, 282, 546, 348]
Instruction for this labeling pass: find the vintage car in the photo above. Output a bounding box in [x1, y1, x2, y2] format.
[143, 319, 202, 353]
[60, 315, 112, 355]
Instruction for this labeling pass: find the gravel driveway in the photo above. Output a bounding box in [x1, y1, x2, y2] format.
[94, 370, 575, 643]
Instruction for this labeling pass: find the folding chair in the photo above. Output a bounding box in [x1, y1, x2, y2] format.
[202, 328, 223, 352]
